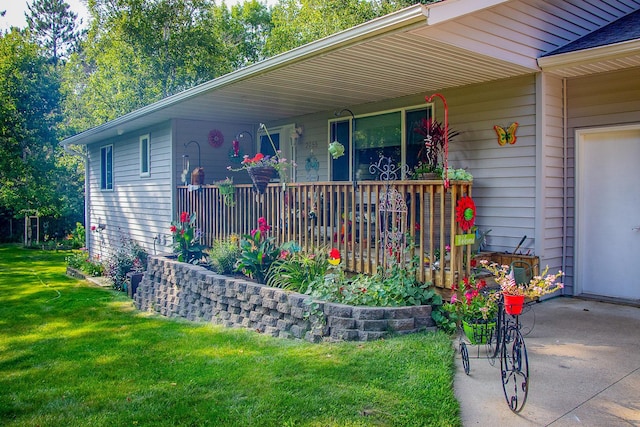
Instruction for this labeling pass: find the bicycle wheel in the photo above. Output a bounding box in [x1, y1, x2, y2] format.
[500, 325, 529, 413]
[460, 342, 470, 375]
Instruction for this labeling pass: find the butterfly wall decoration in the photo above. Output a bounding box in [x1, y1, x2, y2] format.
[494, 122, 518, 145]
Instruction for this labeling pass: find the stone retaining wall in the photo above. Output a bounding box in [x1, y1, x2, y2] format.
[134, 256, 435, 342]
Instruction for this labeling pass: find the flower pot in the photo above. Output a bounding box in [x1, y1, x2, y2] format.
[503, 294, 525, 315]
[462, 320, 496, 345]
[248, 166, 276, 194]
[126, 271, 144, 299]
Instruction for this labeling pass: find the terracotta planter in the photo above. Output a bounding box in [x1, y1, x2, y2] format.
[462, 320, 495, 345]
[503, 294, 525, 315]
[248, 166, 276, 194]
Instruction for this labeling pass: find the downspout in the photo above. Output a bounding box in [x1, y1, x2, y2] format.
[63, 142, 90, 252]
[561, 78, 568, 293]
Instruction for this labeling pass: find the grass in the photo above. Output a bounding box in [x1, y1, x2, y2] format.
[0, 244, 460, 426]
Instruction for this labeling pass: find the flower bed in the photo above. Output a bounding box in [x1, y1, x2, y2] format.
[134, 256, 436, 342]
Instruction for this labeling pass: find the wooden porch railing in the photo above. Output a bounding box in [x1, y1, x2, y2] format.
[177, 180, 473, 292]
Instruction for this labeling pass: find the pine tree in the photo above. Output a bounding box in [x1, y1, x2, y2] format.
[25, 0, 81, 65]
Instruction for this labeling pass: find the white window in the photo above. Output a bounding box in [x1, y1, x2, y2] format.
[100, 145, 113, 190]
[139, 134, 150, 177]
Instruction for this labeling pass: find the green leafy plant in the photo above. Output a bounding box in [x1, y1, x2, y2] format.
[171, 211, 206, 264]
[68, 222, 86, 249]
[307, 246, 441, 307]
[207, 236, 241, 274]
[65, 248, 104, 277]
[266, 246, 329, 293]
[235, 217, 280, 284]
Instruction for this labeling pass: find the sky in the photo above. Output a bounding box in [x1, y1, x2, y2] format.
[1, 0, 89, 32]
[1, 0, 268, 33]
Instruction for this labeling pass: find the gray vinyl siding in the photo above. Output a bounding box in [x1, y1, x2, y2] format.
[565, 67, 640, 294]
[446, 76, 537, 255]
[280, 75, 540, 255]
[173, 119, 254, 186]
[87, 122, 173, 260]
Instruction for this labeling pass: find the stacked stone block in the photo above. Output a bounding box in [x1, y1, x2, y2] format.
[134, 256, 436, 342]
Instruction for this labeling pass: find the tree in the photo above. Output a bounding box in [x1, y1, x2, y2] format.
[25, 0, 82, 65]
[0, 29, 64, 218]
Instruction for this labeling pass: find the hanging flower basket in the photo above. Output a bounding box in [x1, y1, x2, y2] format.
[248, 166, 276, 194]
[503, 294, 525, 315]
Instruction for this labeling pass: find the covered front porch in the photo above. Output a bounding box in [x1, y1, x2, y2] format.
[177, 179, 475, 293]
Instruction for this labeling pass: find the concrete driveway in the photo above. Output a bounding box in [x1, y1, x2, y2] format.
[454, 297, 640, 426]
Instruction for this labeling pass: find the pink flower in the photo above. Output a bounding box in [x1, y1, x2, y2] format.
[180, 212, 189, 223]
[90, 225, 96, 231]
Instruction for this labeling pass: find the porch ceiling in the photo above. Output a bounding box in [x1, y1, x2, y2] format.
[61, 0, 640, 147]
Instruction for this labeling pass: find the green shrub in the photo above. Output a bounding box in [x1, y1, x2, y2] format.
[207, 236, 241, 274]
[105, 232, 148, 291]
[69, 222, 86, 249]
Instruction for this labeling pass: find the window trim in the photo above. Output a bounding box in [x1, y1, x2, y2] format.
[139, 134, 150, 177]
[100, 144, 113, 191]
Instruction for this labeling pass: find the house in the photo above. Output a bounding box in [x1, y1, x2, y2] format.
[61, 0, 640, 303]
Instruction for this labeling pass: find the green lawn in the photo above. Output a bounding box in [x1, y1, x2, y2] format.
[0, 245, 460, 426]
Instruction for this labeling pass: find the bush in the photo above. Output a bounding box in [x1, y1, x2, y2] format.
[207, 236, 241, 274]
[105, 232, 148, 291]
[69, 222, 86, 249]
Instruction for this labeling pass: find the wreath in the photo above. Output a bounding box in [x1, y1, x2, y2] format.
[208, 129, 224, 148]
[455, 196, 476, 232]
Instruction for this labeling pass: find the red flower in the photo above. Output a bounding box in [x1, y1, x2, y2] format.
[170, 225, 177, 233]
[258, 217, 271, 233]
[90, 225, 96, 231]
[470, 258, 477, 268]
[242, 153, 265, 164]
[180, 211, 189, 223]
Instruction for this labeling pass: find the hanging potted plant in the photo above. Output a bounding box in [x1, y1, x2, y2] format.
[480, 260, 564, 315]
[215, 177, 236, 207]
[227, 125, 294, 194]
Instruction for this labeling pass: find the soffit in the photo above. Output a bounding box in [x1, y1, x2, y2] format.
[62, 0, 640, 146]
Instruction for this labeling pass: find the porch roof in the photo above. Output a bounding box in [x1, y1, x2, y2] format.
[60, 0, 640, 147]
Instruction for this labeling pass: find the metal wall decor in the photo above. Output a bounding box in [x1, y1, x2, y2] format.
[208, 129, 224, 148]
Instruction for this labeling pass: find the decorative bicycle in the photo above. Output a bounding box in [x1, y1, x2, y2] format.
[459, 295, 530, 413]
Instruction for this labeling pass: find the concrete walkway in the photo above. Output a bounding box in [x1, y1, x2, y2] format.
[454, 297, 640, 426]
